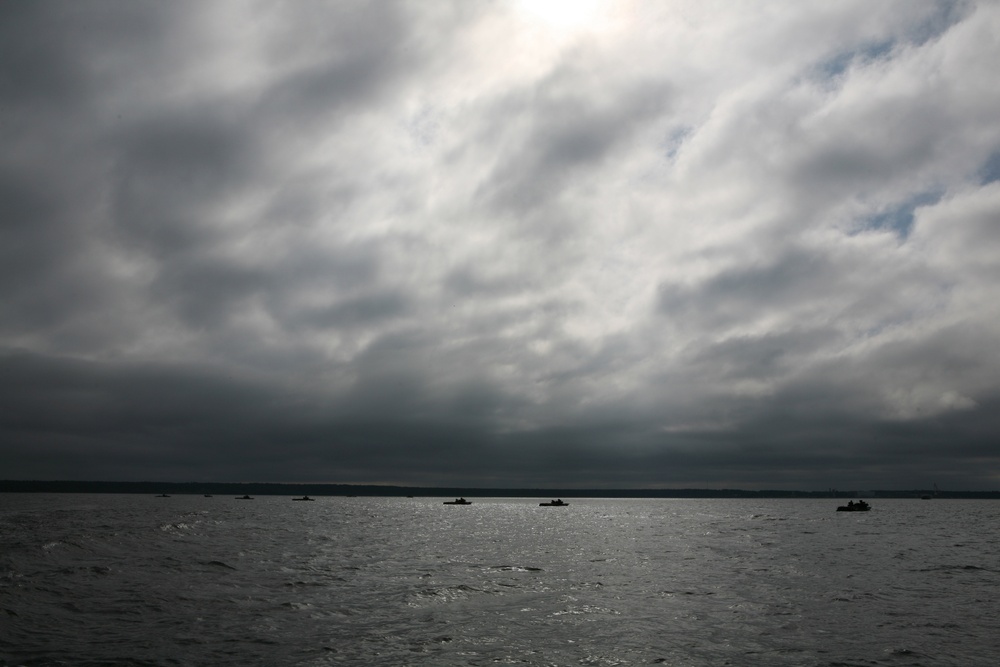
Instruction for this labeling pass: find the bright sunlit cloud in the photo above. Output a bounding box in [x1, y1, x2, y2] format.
[514, 0, 609, 33]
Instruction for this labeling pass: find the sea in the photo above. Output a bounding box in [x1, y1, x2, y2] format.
[1, 494, 998, 666]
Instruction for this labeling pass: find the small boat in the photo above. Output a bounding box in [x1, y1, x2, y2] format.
[236, 495, 254, 500]
[443, 497, 471, 505]
[836, 500, 870, 512]
[204, 494, 213, 498]
[539, 499, 568, 506]
[292, 496, 314, 501]
[156, 494, 170, 498]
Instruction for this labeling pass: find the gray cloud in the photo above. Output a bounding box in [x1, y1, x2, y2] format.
[2, 1, 1000, 490]
[477, 67, 673, 213]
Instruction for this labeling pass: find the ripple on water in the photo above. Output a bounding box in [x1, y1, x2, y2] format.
[0, 496, 998, 666]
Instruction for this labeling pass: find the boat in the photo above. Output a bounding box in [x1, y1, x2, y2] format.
[539, 499, 568, 506]
[292, 496, 314, 501]
[236, 495, 254, 500]
[836, 500, 870, 512]
[443, 497, 471, 505]
[156, 494, 170, 498]
[204, 494, 213, 498]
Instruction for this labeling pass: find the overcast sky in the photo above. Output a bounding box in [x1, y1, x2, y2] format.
[3, 0, 999, 490]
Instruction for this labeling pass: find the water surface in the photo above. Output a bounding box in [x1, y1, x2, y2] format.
[2, 495, 998, 665]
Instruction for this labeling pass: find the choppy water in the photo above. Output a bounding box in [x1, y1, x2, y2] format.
[1, 494, 998, 666]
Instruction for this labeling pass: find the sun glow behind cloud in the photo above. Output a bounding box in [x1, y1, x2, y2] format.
[513, 0, 616, 34]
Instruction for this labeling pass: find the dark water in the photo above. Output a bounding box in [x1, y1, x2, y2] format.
[1, 494, 998, 666]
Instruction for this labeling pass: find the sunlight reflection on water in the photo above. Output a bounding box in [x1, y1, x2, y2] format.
[1, 495, 999, 666]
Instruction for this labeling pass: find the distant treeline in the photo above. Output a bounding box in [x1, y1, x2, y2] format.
[2, 480, 999, 498]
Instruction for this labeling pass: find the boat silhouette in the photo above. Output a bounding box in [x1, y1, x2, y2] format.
[836, 500, 870, 512]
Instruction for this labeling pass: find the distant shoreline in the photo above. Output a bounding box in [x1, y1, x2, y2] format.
[2, 480, 998, 498]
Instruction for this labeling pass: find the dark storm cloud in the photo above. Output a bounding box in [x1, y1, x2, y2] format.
[658, 250, 832, 325]
[111, 113, 256, 255]
[297, 290, 412, 330]
[477, 68, 672, 213]
[1, 3, 235, 348]
[0, 155, 119, 350]
[3, 1, 1000, 490]
[0, 170, 61, 287]
[0, 2, 172, 106]
[0, 346, 517, 485]
[443, 265, 536, 298]
[0, 349, 283, 478]
[258, 2, 413, 125]
[654, 245, 914, 338]
[4, 1, 439, 343]
[684, 329, 840, 385]
[150, 256, 267, 329]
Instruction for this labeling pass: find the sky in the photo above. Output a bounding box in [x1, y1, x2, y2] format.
[2, 0, 1000, 490]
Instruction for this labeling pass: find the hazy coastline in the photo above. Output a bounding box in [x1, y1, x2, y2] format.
[3, 480, 998, 499]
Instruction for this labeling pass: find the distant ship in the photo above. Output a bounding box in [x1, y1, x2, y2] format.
[539, 499, 568, 506]
[444, 497, 471, 505]
[292, 496, 314, 501]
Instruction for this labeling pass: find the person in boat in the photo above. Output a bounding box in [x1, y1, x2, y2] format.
[847, 500, 854, 508]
